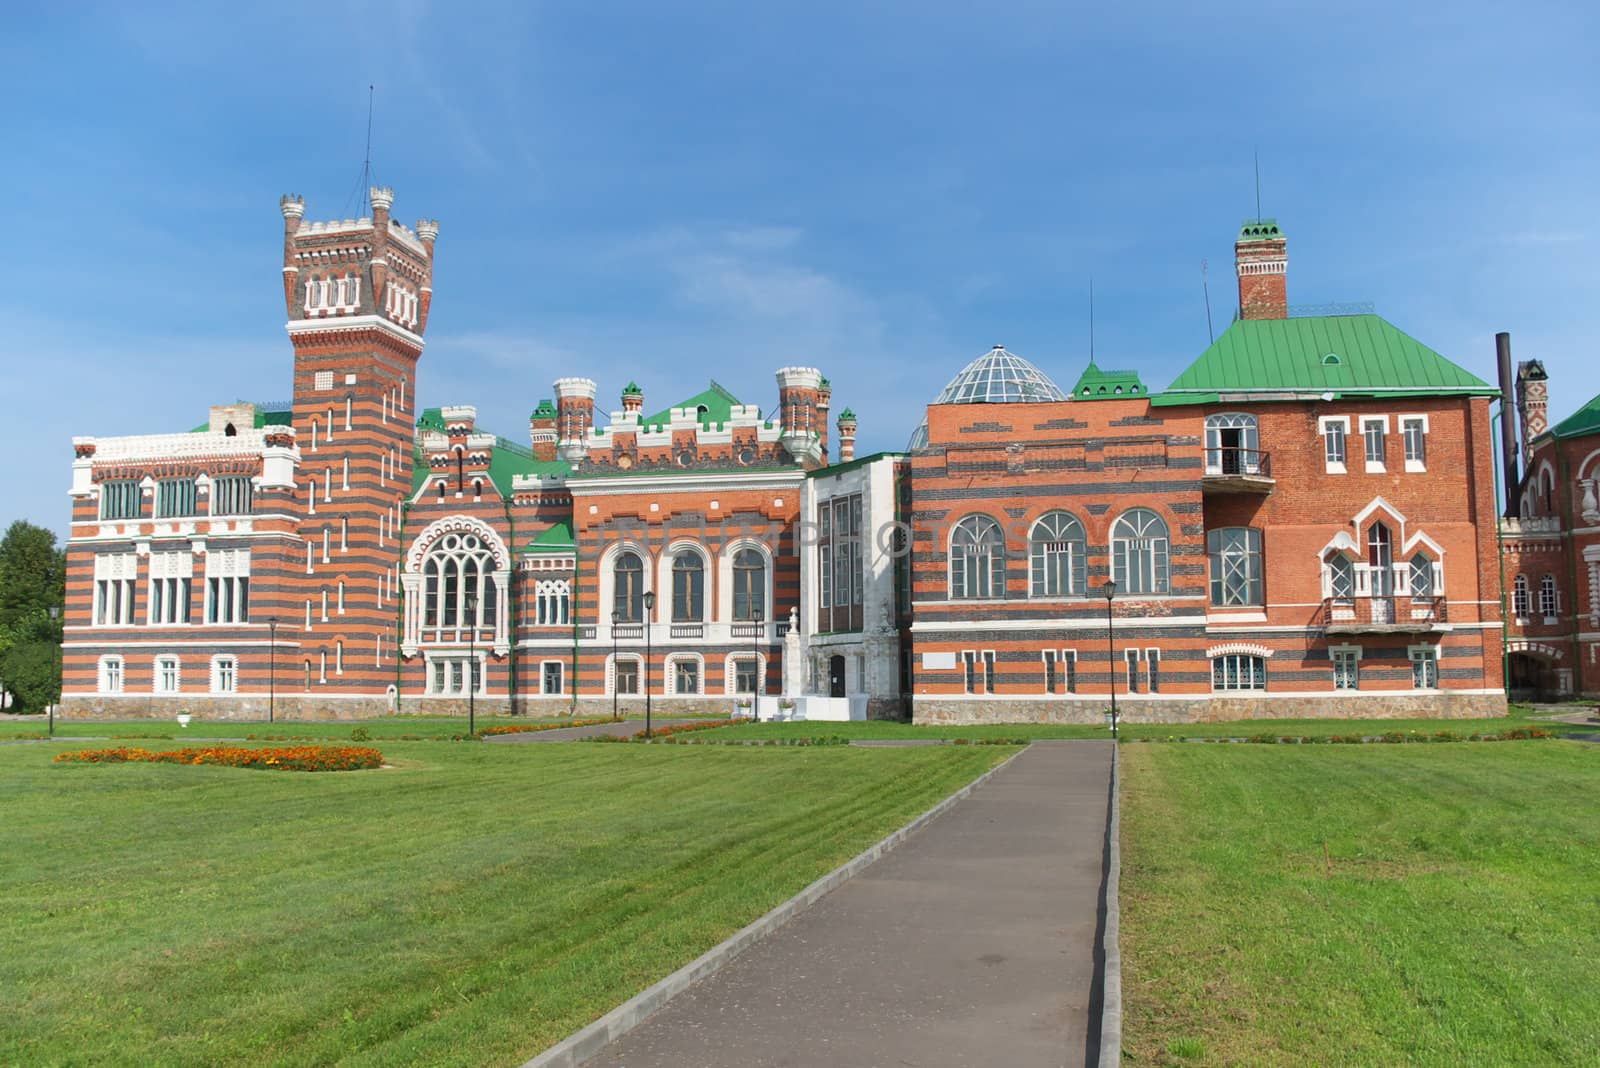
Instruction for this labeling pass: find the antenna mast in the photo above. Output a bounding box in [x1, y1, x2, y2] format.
[362, 84, 375, 213]
[1089, 278, 1096, 362]
[1202, 259, 1214, 344]
[1254, 148, 1262, 219]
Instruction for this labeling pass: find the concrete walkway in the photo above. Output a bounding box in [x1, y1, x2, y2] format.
[483, 720, 648, 743]
[588, 740, 1113, 1068]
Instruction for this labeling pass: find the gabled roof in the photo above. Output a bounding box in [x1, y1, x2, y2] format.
[640, 381, 744, 430]
[1153, 314, 1497, 406]
[523, 521, 575, 554]
[1071, 360, 1147, 400]
[1551, 394, 1600, 439]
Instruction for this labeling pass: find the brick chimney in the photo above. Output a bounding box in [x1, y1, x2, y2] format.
[1235, 219, 1287, 320]
[1517, 360, 1550, 453]
[529, 398, 559, 462]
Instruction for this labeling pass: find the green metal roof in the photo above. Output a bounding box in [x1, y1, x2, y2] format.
[523, 521, 575, 554]
[416, 407, 447, 433]
[1071, 361, 1148, 400]
[807, 450, 904, 479]
[837, 407, 856, 421]
[1237, 218, 1285, 243]
[1551, 393, 1600, 439]
[190, 406, 294, 433]
[410, 431, 570, 499]
[640, 381, 743, 430]
[621, 381, 643, 397]
[530, 398, 557, 420]
[1153, 314, 1497, 406]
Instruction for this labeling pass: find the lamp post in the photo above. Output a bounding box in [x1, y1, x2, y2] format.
[267, 617, 278, 725]
[750, 605, 764, 721]
[47, 605, 61, 737]
[1103, 581, 1119, 738]
[642, 590, 656, 739]
[465, 594, 478, 737]
[611, 609, 620, 723]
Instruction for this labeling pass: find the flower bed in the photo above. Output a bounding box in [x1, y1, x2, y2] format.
[589, 720, 734, 743]
[53, 745, 383, 771]
[478, 717, 616, 737]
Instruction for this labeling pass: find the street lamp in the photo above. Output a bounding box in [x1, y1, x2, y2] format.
[642, 590, 656, 739]
[267, 617, 278, 725]
[47, 605, 61, 737]
[1103, 581, 1119, 738]
[611, 609, 620, 723]
[465, 593, 478, 737]
[750, 606, 764, 721]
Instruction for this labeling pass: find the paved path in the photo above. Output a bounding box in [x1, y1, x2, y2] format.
[483, 720, 648, 744]
[588, 740, 1113, 1068]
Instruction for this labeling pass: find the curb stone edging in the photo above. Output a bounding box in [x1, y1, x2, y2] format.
[1098, 742, 1123, 1068]
[520, 745, 1031, 1068]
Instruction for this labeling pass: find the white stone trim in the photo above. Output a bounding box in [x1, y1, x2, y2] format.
[1205, 642, 1274, 659]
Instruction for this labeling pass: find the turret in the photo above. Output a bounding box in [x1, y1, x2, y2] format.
[554, 377, 597, 463]
[775, 366, 823, 461]
[530, 399, 559, 462]
[1235, 218, 1288, 320]
[621, 381, 644, 416]
[816, 376, 832, 464]
[837, 407, 857, 463]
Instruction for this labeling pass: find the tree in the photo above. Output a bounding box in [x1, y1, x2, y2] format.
[0, 522, 65, 712]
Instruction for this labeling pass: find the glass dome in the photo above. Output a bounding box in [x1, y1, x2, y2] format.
[906, 345, 1067, 449]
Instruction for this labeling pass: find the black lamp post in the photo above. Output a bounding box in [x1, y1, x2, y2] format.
[267, 617, 278, 724]
[611, 609, 620, 723]
[1103, 581, 1119, 738]
[642, 590, 656, 739]
[750, 605, 764, 720]
[465, 594, 478, 737]
[47, 605, 61, 737]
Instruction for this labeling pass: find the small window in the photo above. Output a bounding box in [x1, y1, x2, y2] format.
[1363, 418, 1387, 469]
[614, 658, 640, 695]
[1211, 654, 1266, 691]
[1321, 418, 1348, 472]
[1208, 527, 1264, 606]
[99, 656, 124, 694]
[1410, 647, 1439, 689]
[211, 476, 253, 516]
[1043, 649, 1059, 694]
[1063, 650, 1078, 694]
[1410, 554, 1435, 600]
[1333, 649, 1360, 691]
[962, 650, 978, 694]
[1146, 648, 1161, 693]
[1402, 417, 1427, 470]
[1512, 574, 1531, 620]
[213, 656, 237, 694]
[154, 656, 180, 695]
[673, 658, 700, 695]
[542, 660, 564, 695]
[1125, 648, 1141, 693]
[155, 478, 199, 518]
[982, 650, 997, 693]
[1540, 574, 1559, 620]
[1322, 352, 1342, 365]
[100, 480, 143, 520]
[314, 370, 334, 391]
[734, 655, 762, 695]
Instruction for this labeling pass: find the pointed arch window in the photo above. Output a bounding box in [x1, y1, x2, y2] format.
[950, 515, 1005, 599]
[1540, 574, 1559, 620]
[1029, 512, 1086, 597]
[1409, 553, 1436, 599]
[1111, 508, 1169, 595]
[672, 549, 706, 621]
[613, 551, 645, 623]
[1367, 523, 1394, 596]
[1326, 552, 1356, 600]
[1512, 574, 1531, 619]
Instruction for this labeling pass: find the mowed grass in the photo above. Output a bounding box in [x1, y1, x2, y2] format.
[0, 712, 717, 742]
[1119, 741, 1600, 1065]
[1, 740, 1007, 1067]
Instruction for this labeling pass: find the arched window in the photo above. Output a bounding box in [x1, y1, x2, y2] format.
[532, 580, 571, 626]
[1212, 654, 1266, 691]
[1540, 574, 1559, 619]
[420, 531, 497, 637]
[1512, 573, 1531, 619]
[1367, 523, 1394, 596]
[1326, 552, 1356, 599]
[613, 551, 645, 623]
[1409, 553, 1435, 599]
[672, 550, 705, 621]
[455, 449, 465, 491]
[1208, 527, 1263, 606]
[950, 515, 1005, 599]
[733, 548, 766, 620]
[1204, 413, 1260, 474]
[1111, 509, 1169, 595]
[1029, 512, 1086, 597]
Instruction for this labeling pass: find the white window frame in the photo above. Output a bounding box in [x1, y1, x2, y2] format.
[153, 655, 181, 695]
[423, 652, 486, 696]
[1512, 573, 1531, 621]
[981, 649, 997, 694]
[1331, 645, 1361, 691]
[1319, 416, 1349, 474]
[1362, 416, 1389, 473]
[609, 654, 643, 696]
[540, 659, 565, 695]
[98, 655, 124, 695]
[1540, 574, 1560, 623]
[1211, 653, 1266, 692]
[725, 652, 768, 695]
[1400, 414, 1429, 473]
[1408, 644, 1440, 690]
[668, 653, 704, 696]
[211, 654, 238, 694]
[962, 649, 978, 694]
[1042, 648, 1059, 694]
[1144, 647, 1161, 693]
[1062, 649, 1078, 693]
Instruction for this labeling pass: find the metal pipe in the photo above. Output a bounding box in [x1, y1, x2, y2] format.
[1497, 332, 1520, 518]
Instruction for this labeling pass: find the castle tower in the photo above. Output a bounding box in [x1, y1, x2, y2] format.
[282, 186, 438, 697]
[621, 381, 644, 416]
[816, 376, 832, 464]
[554, 377, 597, 463]
[837, 408, 857, 463]
[1517, 360, 1550, 454]
[529, 399, 559, 462]
[776, 366, 823, 463]
[1235, 219, 1288, 320]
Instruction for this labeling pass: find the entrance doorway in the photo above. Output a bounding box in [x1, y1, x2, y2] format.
[828, 655, 846, 698]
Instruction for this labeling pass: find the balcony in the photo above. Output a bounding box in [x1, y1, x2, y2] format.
[1202, 448, 1274, 494]
[669, 623, 705, 639]
[1320, 596, 1449, 634]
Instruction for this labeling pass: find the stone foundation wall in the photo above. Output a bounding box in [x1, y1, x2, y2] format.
[911, 692, 1509, 726]
[58, 696, 393, 722]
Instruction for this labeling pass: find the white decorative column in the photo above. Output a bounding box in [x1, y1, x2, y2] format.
[492, 569, 511, 655]
[400, 572, 423, 656]
[782, 607, 806, 697]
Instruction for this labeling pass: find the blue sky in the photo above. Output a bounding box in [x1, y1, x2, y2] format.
[3, 1, 1595, 535]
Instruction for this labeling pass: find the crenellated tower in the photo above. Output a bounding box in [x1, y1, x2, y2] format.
[281, 187, 439, 697]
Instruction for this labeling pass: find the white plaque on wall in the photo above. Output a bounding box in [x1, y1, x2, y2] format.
[921, 651, 957, 670]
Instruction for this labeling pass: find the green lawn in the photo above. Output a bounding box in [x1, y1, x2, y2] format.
[684, 705, 1567, 743]
[1119, 740, 1600, 1065]
[0, 712, 719, 742]
[1, 740, 1006, 1066]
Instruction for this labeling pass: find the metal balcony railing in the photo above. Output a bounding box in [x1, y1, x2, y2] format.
[1204, 447, 1272, 478]
[1320, 595, 1448, 631]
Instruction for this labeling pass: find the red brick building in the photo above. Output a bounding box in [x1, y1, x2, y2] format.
[61, 193, 1509, 723]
